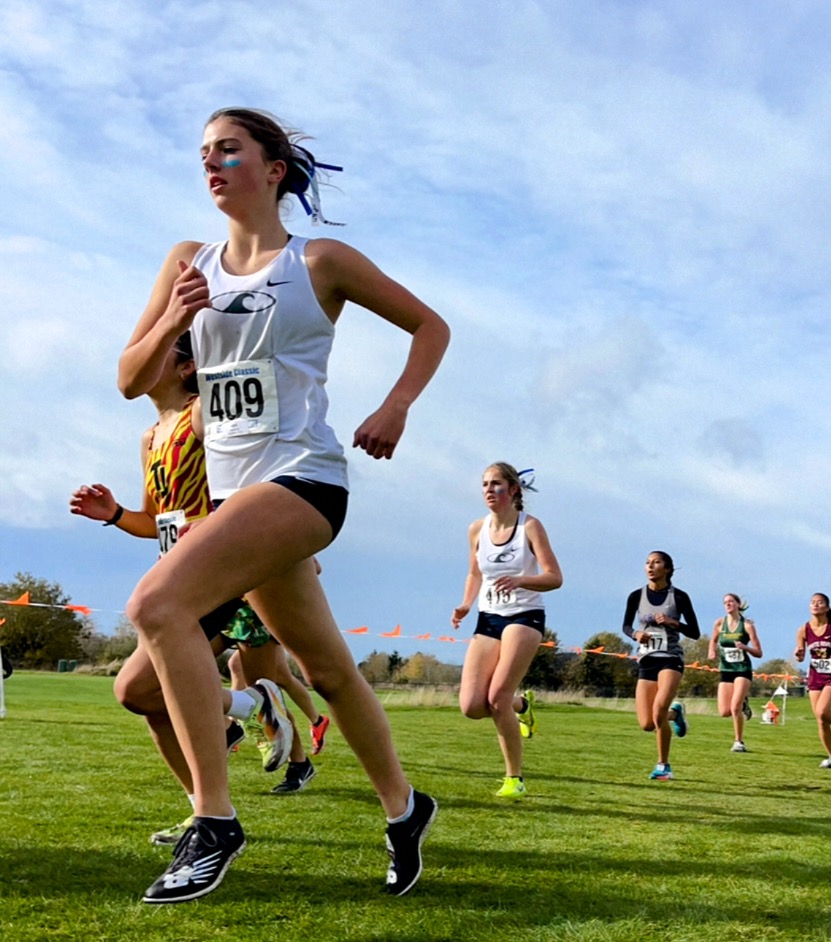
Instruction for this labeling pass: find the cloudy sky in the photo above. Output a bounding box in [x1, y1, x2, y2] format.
[2, 0, 830, 667]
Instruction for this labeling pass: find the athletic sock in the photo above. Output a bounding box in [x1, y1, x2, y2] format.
[227, 688, 261, 721]
[386, 786, 415, 825]
[197, 807, 237, 822]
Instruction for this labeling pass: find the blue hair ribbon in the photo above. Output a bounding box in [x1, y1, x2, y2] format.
[290, 146, 345, 226]
[517, 468, 538, 492]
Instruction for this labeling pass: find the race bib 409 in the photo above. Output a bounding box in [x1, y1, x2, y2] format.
[198, 358, 279, 441]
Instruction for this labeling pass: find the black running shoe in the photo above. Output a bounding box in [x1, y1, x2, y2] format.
[225, 720, 245, 755]
[143, 816, 245, 904]
[271, 760, 317, 795]
[384, 790, 437, 896]
[742, 698, 753, 721]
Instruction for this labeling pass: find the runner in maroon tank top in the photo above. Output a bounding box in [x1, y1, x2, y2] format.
[794, 593, 831, 767]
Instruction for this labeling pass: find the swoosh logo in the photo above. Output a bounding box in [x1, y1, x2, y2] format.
[267, 279, 292, 287]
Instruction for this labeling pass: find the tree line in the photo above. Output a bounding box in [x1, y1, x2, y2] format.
[522, 630, 801, 699]
[0, 573, 136, 670]
[0, 573, 803, 697]
[359, 632, 803, 698]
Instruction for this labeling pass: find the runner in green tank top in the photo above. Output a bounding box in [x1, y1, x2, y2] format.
[708, 593, 762, 752]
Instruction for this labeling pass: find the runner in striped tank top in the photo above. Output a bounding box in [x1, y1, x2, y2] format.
[144, 396, 211, 524]
[71, 333, 325, 840]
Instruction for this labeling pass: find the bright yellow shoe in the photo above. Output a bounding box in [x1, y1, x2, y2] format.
[495, 776, 527, 799]
[518, 690, 537, 739]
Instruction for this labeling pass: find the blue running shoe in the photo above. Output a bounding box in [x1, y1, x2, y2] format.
[670, 701, 687, 738]
[649, 763, 673, 781]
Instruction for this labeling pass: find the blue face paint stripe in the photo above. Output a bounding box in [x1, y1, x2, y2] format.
[222, 158, 241, 168]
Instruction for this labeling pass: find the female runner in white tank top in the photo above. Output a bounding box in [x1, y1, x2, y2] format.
[117, 108, 449, 903]
[452, 462, 562, 799]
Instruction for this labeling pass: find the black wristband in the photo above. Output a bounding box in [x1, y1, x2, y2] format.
[103, 505, 124, 527]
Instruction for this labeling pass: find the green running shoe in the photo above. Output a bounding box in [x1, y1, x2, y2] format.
[495, 776, 527, 799]
[150, 814, 194, 846]
[518, 690, 537, 740]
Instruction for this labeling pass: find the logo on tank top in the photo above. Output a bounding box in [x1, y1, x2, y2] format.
[266, 279, 292, 287]
[487, 548, 517, 563]
[210, 291, 275, 314]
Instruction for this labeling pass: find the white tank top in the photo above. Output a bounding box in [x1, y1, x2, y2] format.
[190, 237, 348, 498]
[476, 511, 544, 616]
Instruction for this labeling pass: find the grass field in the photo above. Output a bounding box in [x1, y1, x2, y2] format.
[1, 673, 829, 942]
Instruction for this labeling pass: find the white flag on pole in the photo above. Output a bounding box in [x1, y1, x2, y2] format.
[773, 685, 789, 697]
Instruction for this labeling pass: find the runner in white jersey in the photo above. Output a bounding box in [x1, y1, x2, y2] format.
[452, 462, 563, 799]
[117, 107, 449, 904]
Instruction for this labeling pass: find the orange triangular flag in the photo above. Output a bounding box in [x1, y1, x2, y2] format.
[415, 633, 432, 640]
[346, 626, 369, 634]
[6, 591, 30, 606]
[65, 604, 93, 615]
[381, 624, 402, 638]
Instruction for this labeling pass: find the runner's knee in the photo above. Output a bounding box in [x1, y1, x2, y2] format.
[487, 688, 515, 717]
[113, 669, 163, 715]
[301, 659, 357, 703]
[126, 583, 190, 640]
[459, 693, 489, 719]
